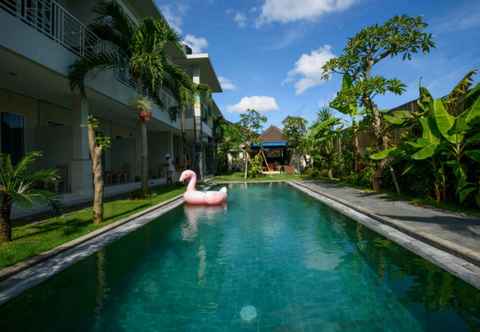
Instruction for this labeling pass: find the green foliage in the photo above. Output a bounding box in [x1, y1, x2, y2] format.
[131, 95, 153, 113]
[322, 15, 434, 190]
[248, 154, 264, 178]
[373, 71, 480, 206]
[216, 121, 247, 172]
[307, 109, 344, 179]
[282, 116, 307, 150]
[69, 0, 187, 118]
[322, 15, 434, 81]
[0, 152, 58, 208]
[239, 109, 267, 144]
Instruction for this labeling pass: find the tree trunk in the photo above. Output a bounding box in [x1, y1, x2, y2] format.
[180, 108, 187, 168]
[328, 168, 334, 180]
[362, 61, 388, 192]
[0, 195, 12, 243]
[389, 166, 401, 194]
[140, 120, 149, 196]
[243, 150, 248, 180]
[88, 123, 104, 224]
[192, 108, 199, 176]
[352, 122, 360, 172]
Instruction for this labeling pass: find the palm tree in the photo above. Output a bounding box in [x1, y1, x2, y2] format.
[69, 1, 183, 207]
[131, 96, 153, 196]
[0, 152, 58, 243]
[162, 62, 194, 168]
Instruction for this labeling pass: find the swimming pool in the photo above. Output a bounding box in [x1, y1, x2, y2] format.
[1, 183, 479, 331]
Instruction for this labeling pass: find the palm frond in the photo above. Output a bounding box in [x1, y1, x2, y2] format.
[464, 82, 480, 110]
[92, 0, 134, 50]
[13, 151, 42, 178]
[130, 96, 153, 112]
[0, 153, 14, 179]
[444, 69, 477, 114]
[68, 51, 121, 94]
[26, 168, 59, 184]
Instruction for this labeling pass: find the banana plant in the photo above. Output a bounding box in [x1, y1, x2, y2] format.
[372, 71, 480, 205]
[308, 110, 343, 179]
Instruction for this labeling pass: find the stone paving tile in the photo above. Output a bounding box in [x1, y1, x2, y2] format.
[297, 181, 480, 265]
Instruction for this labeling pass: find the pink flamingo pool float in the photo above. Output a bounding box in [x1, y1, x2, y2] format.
[179, 170, 227, 205]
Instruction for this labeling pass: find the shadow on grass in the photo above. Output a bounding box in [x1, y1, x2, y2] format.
[13, 202, 152, 241]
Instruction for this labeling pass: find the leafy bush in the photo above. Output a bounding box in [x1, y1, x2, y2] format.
[248, 154, 263, 178]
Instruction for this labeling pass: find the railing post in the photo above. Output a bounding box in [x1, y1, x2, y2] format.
[16, 0, 21, 17]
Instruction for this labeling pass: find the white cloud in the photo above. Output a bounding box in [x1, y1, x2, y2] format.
[218, 76, 237, 91]
[183, 34, 208, 53]
[227, 96, 279, 113]
[433, 2, 480, 33]
[267, 28, 305, 50]
[257, 0, 356, 25]
[285, 45, 335, 95]
[234, 12, 247, 28]
[160, 4, 188, 34]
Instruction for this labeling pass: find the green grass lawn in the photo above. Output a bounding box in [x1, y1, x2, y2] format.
[212, 172, 304, 182]
[0, 185, 184, 270]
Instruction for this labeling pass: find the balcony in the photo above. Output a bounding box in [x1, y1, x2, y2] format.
[0, 0, 180, 127]
[1, 0, 104, 59]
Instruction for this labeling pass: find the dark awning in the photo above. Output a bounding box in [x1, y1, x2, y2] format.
[251, 140, 288, 149]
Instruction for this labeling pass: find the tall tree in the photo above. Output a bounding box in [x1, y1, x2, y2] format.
[69, 1, 185, 209]
[322, 15, 435, 191]
[238, 109, 267, 179]
[330, 74, 362, 172]
[308, 109, 342, 179]
[282, 116, 307, 170]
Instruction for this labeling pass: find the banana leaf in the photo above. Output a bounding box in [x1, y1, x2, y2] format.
[465, 149, 480, 163]
[412, 143, 438, 160]
[432, 99, 462, 144]
[370, 147, 398, 160]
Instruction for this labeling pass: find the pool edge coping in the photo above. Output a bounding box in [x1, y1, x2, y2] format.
[0, 195, 185, 305]
[0, 194, 184, 282]
[287, 181, 480, 289]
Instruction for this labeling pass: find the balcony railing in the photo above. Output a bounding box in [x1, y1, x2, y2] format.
[1, 0, 179, 120]
[0, 0, 108, 58]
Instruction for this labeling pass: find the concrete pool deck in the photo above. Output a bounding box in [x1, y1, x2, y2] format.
[290, 181, 480, 286]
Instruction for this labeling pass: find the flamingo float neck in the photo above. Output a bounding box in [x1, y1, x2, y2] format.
[186, 172, 197, 192]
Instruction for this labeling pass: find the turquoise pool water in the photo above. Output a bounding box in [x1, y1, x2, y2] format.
[1, 183, 480, 331]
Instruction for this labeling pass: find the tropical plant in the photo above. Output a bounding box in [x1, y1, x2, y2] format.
[238, 109, 267, 179]
[330, 74, 363, 173]
[372, 71, 480, 205]
[68, 0, 184, 201]
[0, 152, 58, 243]
[322, 15, 435, 191]
[131, 96, 152, 196]
[216, 121, 246, 172]
[282, 116, 307, 170]
[308, 109, 343, 179]
[248, 154, 264, 178]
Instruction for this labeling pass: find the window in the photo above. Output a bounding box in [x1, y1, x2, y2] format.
[1, 112, 25, 164]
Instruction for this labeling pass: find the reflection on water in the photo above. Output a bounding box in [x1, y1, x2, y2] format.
[182, 204, 227, 241]
[1, 183, 480, 332]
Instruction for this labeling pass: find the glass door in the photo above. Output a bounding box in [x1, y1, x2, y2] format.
[1, 112, 25, 164]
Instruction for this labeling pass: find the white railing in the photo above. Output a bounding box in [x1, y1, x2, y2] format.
[0, 0, 107, 58]
[1, 0, 181, 120]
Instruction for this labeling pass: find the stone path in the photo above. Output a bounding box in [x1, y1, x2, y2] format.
[294, 180, 480, 267]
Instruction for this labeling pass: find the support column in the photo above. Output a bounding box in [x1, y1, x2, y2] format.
[192, 66, 204, 179]
[71, 95, 92, 195]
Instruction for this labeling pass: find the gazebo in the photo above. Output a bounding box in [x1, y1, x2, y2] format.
[251, 126, 289, 172]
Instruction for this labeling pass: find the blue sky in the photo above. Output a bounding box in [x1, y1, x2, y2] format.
[155, 0, 480, 128]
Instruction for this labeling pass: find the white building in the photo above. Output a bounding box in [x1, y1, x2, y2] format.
[0, 0, 223, 217]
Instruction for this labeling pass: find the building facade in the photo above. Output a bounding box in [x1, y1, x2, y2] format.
[0, 0, 223, 217]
